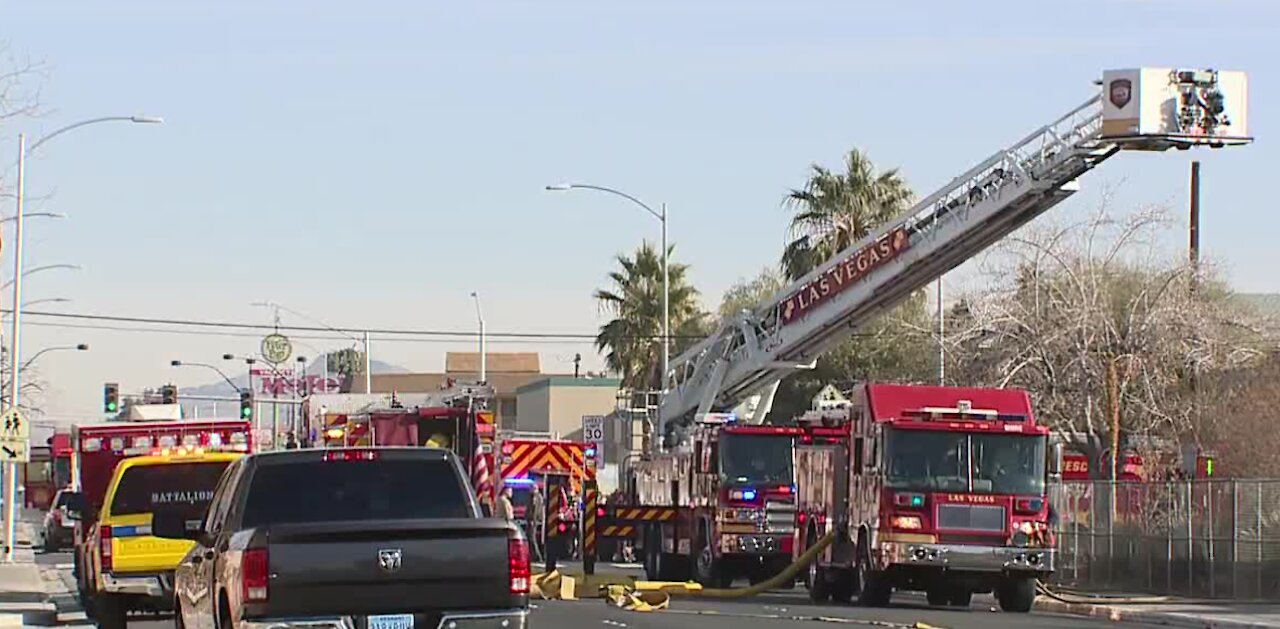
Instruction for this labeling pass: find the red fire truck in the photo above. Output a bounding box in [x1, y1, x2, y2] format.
[68, 419, 252, 595]
[304, 386, 497, 504]
[794, 407, 854, 593]
[498, 435, 596, 520]
[802, 384, 1056, 613]
[604, 414, 800, 586]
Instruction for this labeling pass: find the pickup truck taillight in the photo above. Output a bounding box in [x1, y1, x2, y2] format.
[98, 525, 113, 571]
[242, 548, 270, 602]
[508, 538, 530, 594]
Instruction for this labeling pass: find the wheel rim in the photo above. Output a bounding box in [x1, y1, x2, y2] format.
[808, 560, 817, 586]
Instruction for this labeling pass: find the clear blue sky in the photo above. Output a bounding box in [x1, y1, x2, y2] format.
[4, 0, 1276, 423]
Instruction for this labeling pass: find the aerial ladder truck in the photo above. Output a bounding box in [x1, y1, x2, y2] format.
[659, 67, 1250, 433]
[608, 67, 1251, 597]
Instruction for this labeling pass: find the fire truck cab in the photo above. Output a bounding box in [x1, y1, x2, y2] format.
[812, 384, 1058, 612]
[623, 413, 799, 587]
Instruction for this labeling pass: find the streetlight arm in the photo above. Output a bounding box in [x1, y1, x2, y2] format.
[0, 264, 82, 291]
[29, 116, 161, 153]
[19, 345, 85, 372]
[0, 212, 67, 223]
[175, 361, 242, 393]
[552, 184, 663, 221]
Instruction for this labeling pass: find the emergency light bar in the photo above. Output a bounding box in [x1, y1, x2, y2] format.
[905, 402, 1028, 423]
[697, 412, 737, 424]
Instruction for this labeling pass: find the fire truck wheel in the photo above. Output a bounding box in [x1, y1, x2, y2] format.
[692, 527, 726, 587]
[807, 565, 831, 603]
[996, 577, 1036, 613]
[854, 543, 891, 607]
[643, 527, 661, 580]
[926, 587, 949, 606]
[828, 570, 855, 604]
[948, 588, 973, 607]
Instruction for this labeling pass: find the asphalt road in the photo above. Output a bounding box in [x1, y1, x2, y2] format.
[66, 590, 1167, 629]
[35, 546, 1163, 629]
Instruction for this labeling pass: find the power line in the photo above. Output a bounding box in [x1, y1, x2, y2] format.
[3, 308, 705, 341]
[20, 320, 601, 346]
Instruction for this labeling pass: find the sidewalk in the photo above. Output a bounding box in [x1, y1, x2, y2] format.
[1037, 589, 1280, 628]
[0, 520, 58, 627]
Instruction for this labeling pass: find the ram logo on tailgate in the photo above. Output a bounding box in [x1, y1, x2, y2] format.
[378, 548, 403, 574]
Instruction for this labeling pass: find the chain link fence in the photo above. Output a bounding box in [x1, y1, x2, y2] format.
[1049, 479, 1280, 598]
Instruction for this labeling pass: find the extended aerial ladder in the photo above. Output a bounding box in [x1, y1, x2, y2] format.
[660, 67, 1252, 432]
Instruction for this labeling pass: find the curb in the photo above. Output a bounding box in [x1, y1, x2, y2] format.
[0, 602, 58, 627]
[1036, 598, 1277, 629]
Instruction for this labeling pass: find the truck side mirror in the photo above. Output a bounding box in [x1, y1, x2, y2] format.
[63, 493, 86, 520]
[1049, 443, 1064, 479]
[708, 442, 719, 474]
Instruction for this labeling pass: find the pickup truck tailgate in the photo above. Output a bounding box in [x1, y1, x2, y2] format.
[262, 519, 516, 617]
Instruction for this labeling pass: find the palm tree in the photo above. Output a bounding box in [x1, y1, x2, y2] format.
[781, 148, 914, 281]
[594, 242, 707, 390]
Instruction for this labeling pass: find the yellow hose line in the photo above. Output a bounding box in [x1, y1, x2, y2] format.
[643, 529, 839, 599]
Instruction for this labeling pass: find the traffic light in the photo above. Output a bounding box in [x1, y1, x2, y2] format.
[104, 383, 119, 413]
[161, 384, 178, 405]
[239, 390, 254, 420]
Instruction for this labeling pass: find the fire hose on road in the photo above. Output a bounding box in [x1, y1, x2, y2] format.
[532, 529, 838, 608]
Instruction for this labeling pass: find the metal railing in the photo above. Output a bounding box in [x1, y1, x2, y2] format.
[1049, 479, 1280, 599]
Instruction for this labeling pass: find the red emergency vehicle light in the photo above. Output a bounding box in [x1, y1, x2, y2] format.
[723, 425, 804, 436]
[323, 450, 379, 462]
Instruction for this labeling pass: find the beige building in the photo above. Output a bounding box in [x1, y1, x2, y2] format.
[514, 376, 623, 461]
[345, 352, 567, 428]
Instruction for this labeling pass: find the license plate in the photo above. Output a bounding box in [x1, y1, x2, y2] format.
[369, 614, 414, 629]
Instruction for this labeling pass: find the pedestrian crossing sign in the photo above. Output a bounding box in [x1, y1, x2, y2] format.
[0, 408, 30, 463]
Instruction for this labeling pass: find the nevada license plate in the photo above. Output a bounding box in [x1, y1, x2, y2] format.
[369, 614, 414, 629]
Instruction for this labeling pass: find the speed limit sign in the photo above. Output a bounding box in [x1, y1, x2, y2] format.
[581, 415, 605, 464]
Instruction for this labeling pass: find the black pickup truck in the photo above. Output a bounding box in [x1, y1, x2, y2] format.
[153, 447, 530, 629]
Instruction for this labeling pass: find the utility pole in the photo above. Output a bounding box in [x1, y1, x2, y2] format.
[1190, 161, 1201, 291]
[937, 278, 945, 385]
[1189, 161, 1202, 449]
[1108, 359, 1121, 482]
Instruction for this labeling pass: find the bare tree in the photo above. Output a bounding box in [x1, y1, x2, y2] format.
[948, 198, 1271, 478]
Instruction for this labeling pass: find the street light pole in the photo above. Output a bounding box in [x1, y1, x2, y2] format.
[470, 292, 486, 383]
[4, 115, 160, 562]
[660, 203, 669, 413]
[545, 183, 669, 451]
[363, 331, 372, 393]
